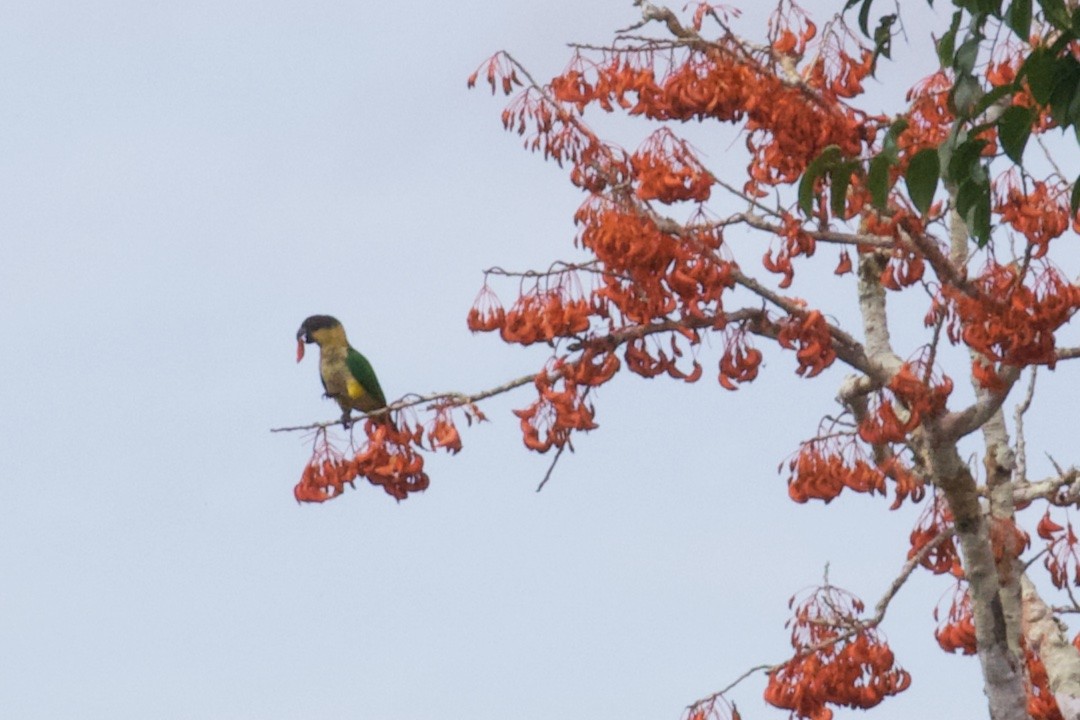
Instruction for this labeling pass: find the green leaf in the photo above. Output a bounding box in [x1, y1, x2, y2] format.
[1037, 0, 1071, 28]
[937, 11, 963, 67]
[1071, 175, 1080, 214]
[1022, 46, 1058, 105]
[1047, 54, 1080, 127]
[1006, 0, 1032, 39]
[951, 75, 985, 118]
[798, 145, 842, 217]
[865, 119, 909, 210]
[998, 104, 1035, 163]
[970, 191, 992, 245]
[955, 177, 982, 217]
[905, 147, 941, 214]
[867, 154, 892, 209]
[858, 0, 876, 36]
[956, 177, 992, 245]
[881, 118, 909, 158]
[830, 161, 859, 218]
[954, 34, 982, 76]
[971, 82, 1015, 118]
[947, 138, 988, 184]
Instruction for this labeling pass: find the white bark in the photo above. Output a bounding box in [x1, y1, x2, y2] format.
[1022, 576, 1080, 720]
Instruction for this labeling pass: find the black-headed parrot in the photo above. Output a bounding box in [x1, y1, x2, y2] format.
[296, 315, 388, 426]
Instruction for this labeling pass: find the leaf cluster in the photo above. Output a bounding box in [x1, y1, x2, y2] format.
[840, 0, 1080, 244]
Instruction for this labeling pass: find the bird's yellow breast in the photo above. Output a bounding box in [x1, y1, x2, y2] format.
[345, 377, 366, 400]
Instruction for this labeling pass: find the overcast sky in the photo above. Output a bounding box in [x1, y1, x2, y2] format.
[2, 1, 1078, 718]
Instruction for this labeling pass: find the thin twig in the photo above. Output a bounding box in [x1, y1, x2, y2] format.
[536, 444, 567, 492]
[1013, 367, 1037, 485]
[688, 664, 774, 710]
[270, 373, 539, 433]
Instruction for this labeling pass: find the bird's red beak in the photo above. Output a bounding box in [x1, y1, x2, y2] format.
[296, 339, 305, 363]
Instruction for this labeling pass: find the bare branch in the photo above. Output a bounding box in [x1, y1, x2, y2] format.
[536, 443, 568, 492]
[730, 266, 874, 375]
[1012, 467, 1080, 505]
[938, 365, 1023, 440]
[1013, 368, 1038, 485]
[730, 209, 895, 248]
[1057, 346, 1080, 362]
[270, 373, 540, 433]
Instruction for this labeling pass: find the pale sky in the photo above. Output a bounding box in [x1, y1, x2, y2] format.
[2, 1, 1077, 718]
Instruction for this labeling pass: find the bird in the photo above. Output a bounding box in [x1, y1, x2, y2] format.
[296, 315, 388, 427]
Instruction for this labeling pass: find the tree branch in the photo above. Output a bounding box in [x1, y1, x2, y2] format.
[1022, 574, 1080, 717]
[270, 373, 539, 433]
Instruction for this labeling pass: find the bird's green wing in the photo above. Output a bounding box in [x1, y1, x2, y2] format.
[346, 346, 387, 407]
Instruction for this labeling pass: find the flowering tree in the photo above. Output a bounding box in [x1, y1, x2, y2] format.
[276, 0, 1080, 718]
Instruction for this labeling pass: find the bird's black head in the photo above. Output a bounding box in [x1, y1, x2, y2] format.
[297, 314, 341, 343]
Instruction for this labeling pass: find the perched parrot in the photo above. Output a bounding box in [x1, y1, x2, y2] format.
[296, 315, 388, 426]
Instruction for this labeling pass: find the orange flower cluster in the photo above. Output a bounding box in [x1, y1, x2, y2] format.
[862, 207, 927, 241]
[1037, 510, 1080, 589]
[786, 437, 883, 504]
[763, 213, 816, 288]
[878, 456, 925, 509]
[718, 328, 763, 390]
[898, 71, 954, 156]
[1026, 646, 1067, 720]
[469, 51, 522, 96]
[631, 129, 713, 203]
[467, 283, 505, 332]
[294, 420, 431, 503]
[940, 261, 1080, 375]
[934, 581, 976, 655]
[569, 142, 632, 194]
[787, 428, 925, 507]
[834, 250, 853, 275]
[887, 361, 953, 422]
[294, 430, 356, 503]
[804, 47, 875, 100]
[879, 246, 926, 290]
[776, 309, 837, 377]
[467, 276, 592, 345]
[425, 406, 463, 455]
[502, 287, 591, 345]
[540, 37, 871, 196]
[856, 395, 910, 445]
[473, 53, 636, 196]
[514, 366, 598, 453]
[771, 5, 876, 101]
[624, 335, 704, 382]
[565, 345, 622, 386]
[854, 362, 952, 447]
[498, 85, 593, 166]
[765, 586, 911, 719]
[770, 4, 816, 57]
[994, 175, 1071, 259]
[575, 198, 733, 325]
[908, 494, 962, 576]
[351, 419, 430, 501]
